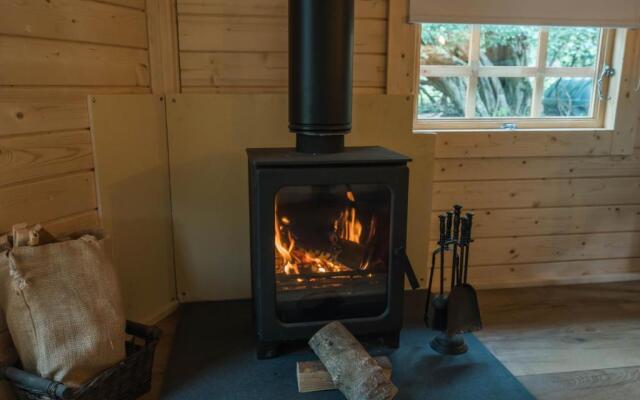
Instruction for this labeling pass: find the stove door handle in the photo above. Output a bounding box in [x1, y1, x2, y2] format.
[395, 247, 420, 290]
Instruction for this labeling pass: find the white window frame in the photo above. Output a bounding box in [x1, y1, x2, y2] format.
[414, 25, 621, 131]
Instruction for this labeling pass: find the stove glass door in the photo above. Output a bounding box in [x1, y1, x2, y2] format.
[274, 184, 391, 323]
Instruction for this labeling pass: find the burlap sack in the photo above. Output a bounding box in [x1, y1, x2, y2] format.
[0, 235, 126, 387]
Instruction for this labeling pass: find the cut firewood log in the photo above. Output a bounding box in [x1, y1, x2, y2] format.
[308, 321, 398, 400]
[28, 225, 58, 246]
[297, 356, 392, 393]
[0, 235, 10, 252]
[11, 223, 27, 241]
[12, 228, 30, 248]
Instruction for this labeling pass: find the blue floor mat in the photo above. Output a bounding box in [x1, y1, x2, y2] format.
[161, 291, 534, 399]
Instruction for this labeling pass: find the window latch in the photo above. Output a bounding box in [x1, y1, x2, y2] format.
[501, 123, 518, 130]
[598, 64, 616, 101]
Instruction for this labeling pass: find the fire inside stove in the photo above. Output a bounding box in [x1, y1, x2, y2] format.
[273, 184, 391, 323]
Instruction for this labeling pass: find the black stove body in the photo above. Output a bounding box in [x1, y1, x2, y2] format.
[247, 147, 412, 358]
[246, 0, 414, 358]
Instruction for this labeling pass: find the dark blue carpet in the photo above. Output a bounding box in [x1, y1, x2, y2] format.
[161, 291, 534, 399]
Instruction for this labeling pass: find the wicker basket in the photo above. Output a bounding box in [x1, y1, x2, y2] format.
[2, 321, 161, 400]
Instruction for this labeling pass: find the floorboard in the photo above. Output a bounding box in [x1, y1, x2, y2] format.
[518, 366, 640, 400]
[141, 311, 179, 400]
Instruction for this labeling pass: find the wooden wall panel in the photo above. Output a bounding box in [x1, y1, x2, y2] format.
[44, 211, 101, 238]
[430, 258, 640, 290]
[433, 131, 613, 158]
[98, 0, 146, 10]
[178, 16, 386, 53]
[176, 0, 390, 92]
[0, 87, 148, 137]
[146, 0, 182, 93]
[181, 86, 386, 94]
[177, 0, 388, 19]
[386, 0, 419, 95]
[433, 177, 640, 210]
[0, 36, 150, 87]
[89, 95, 176, 322]
[430, 231, 640, 266]
[431, 144, 640, 287]
[180, 52, 386, 88]
[431, 205, 640, 239]
[0, 0, 152, 239]
[0, 130, 93, 187]
[0, 172, 97, 233]
[435, 154, 640, 181]
[0, 0, 148, 48]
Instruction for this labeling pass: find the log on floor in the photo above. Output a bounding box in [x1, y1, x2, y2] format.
[297, 356, 392, 393]
[308, 321, 398, 400]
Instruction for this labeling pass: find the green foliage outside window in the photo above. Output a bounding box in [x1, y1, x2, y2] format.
[418, 24, 601, 119]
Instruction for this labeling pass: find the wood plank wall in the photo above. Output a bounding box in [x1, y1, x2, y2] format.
[0, 0, 151, 234]
[430, 145, 640, 288]
[176, 0, 389, 93]
[0, 0, 152, 381]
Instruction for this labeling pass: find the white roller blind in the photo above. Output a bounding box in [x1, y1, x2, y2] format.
[409, 0, 640, 27]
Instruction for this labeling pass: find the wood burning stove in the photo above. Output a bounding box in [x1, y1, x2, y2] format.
[247, 148, 416, 358]
[246, 0, 417, 358]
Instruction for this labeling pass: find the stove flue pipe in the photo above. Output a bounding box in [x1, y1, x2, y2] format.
[289, 0, 354, 154]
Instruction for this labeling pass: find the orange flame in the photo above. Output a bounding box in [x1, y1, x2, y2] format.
[346, 191, 356, 202]
[274, 204, 299, 275]
[335, 192, 363, 244]
[274, 190, 378, 276]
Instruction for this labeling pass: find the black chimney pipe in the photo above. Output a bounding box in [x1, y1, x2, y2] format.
[289, 0, 354, 154]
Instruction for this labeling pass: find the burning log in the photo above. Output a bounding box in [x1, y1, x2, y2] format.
[308, 321, 398, 400]
[334, 238, 366, 269]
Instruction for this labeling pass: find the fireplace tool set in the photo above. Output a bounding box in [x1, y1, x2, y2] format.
[425, 205, 483, 355]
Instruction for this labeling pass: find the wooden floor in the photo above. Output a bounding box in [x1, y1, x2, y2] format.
[148, 281, 640, 399]
[141, 312, 179, 400]
[475, 281, 640, 399]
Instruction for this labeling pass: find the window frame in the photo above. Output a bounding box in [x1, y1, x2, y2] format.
[413, 24, 619, 131]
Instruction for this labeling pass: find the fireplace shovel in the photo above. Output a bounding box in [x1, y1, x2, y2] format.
[447, 213, 483, 336]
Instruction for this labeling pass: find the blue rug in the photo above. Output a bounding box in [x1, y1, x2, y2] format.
[161, 291, 534, 399]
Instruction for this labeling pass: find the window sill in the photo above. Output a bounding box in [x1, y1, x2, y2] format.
[412, 128, 616, 135]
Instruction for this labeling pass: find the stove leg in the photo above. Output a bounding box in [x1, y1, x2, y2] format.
[257, 340, 279, 359]
[382, 331, 401, 348]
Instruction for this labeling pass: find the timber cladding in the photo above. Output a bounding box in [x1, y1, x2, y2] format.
[0, 0, 151, 236]
[429, 137, 640, 288]
[176, 0, 389, 93]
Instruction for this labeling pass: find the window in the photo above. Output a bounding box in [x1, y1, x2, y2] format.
[416, 24, 616, 130]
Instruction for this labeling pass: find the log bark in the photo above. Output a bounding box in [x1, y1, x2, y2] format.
[308, 321, 398, 400]
[297, 356, 392, 393]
